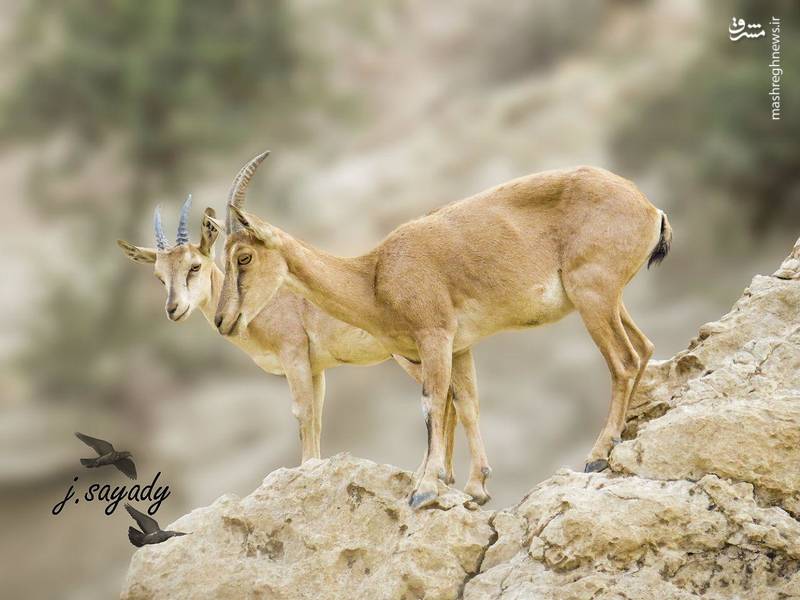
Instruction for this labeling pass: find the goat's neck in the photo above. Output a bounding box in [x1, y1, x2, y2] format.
[278, 229, 381, 334]
[198, 264, 224, 327]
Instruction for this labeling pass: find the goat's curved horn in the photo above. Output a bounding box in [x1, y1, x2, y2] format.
[227, 150, 270, 233]
[175, 193, 192, 246]
[154, 205, 168, 250]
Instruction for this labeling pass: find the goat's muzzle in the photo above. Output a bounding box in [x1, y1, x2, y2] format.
[215, 311, 241, 336]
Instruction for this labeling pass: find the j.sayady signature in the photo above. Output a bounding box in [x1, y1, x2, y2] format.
[51, 471, 171, 516]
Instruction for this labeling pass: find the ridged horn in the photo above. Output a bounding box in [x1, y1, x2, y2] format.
[154, 205, 168, 250]
[175, 193, 192, 246]
[227, 150, 270, 233]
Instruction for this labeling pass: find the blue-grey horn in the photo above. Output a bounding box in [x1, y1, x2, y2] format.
[226, 150, 270, 233]
[175, 193, 192, 246]
[154, 205, 168, 250]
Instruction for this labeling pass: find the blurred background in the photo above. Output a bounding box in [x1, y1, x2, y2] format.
[0, 0, 797, 597]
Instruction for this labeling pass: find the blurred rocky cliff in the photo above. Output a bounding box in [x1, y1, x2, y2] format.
[2, 1, 797, 597]
[123, 238, 800, 600]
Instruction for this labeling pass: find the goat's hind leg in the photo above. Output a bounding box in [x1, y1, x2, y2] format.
[564, 274, 640, 473]
[619, 302, 654, 436]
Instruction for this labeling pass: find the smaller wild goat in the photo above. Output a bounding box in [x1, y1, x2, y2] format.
[117, 173, 461, 482]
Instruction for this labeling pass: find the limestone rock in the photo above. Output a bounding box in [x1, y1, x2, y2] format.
[122, 238, 800, 599]
[122, 454, 494, 600]
[774, 236, 800, 280]
[466, 471, 800, 600]
[612, 240, 800, 509]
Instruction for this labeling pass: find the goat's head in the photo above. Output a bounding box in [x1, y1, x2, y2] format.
[214, 150, 287, 336]
[117, 195, 222, 322]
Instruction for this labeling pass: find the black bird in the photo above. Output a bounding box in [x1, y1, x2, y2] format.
[74, 432, 137, 480]
[125, 503, 188, 547]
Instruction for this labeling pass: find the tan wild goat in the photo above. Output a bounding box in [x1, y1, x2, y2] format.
[116, 187, 459, 474]
[216, 152, 672, 508]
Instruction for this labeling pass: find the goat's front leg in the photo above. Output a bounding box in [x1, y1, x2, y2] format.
[409, 329, 453, 509]
[311, 372, 326, 459]
[411, 389, 457, 484]
[281, 344, 318, 463]
[451, 348, 492, 504]
[443, 394, 457, 485]
[394, 354, 456, 485]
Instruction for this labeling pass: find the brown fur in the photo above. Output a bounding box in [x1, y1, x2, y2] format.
[217, 163, 669, 507]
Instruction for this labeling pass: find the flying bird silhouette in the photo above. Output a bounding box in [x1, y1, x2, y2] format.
[125, 503, 188, 547]
[74, 432, 137, 480]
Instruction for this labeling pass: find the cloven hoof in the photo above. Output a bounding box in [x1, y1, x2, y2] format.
[470, 489, 491, 506]
[408, 490, 438, 509]
[583, 459, 610, 473]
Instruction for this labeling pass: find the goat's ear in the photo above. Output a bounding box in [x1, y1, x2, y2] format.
[229, 205, 281, 248]
[117, 240, 157, 264]
[199, 208, 222, 256]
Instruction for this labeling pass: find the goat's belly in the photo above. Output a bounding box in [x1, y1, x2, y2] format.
[453, 301, 497, 350]
[453, 275, 573, 351]
[309, 326, 391, 369]
[512, 275, 574, 328]
[253, 354, 285, 375]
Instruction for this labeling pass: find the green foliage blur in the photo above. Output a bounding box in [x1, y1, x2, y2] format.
[6, 0, 295, 173]
[612, 0, 799, 233]
[3, 0, 307, 402]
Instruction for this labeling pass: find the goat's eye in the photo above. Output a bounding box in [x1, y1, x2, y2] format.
[238, 254, 252, 266]
[156, 275, 165, 285]
[190, 264, 201, 273]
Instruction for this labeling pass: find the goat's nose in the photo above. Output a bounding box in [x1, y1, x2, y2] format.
[214, 314, 223, 329]
[167, 303, 178, 316]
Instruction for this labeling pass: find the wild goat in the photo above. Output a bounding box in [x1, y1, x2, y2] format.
[216, 152, 672, 508]
[117, 187, 459, 475]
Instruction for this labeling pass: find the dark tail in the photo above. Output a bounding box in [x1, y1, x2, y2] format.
[647, 211, 672, 269]
[128, 527, 145, 547]
[80, 458, 95, 466]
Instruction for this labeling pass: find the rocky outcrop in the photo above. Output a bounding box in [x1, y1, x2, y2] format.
[122, 239, 800, 600]
[616, 235, 800, 510]
[122, 455, 495, 600]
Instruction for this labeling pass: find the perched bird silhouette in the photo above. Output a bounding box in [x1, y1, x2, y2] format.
[74, 432, 137, 480]
[125, 503, 188, 547]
